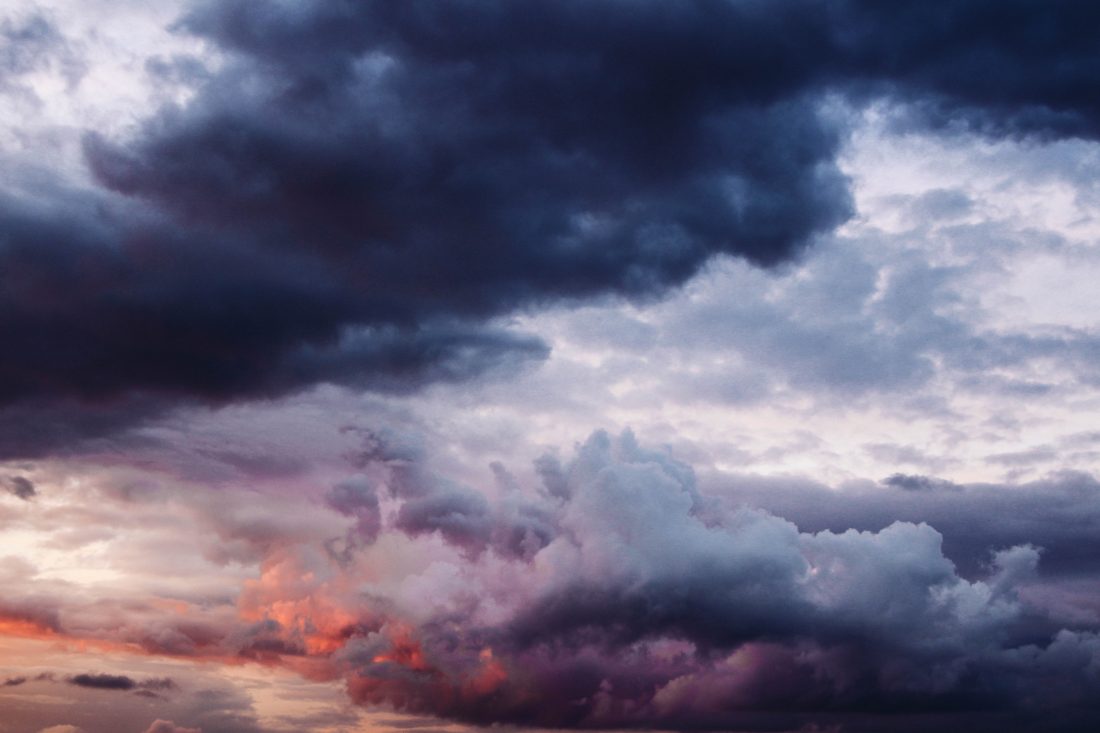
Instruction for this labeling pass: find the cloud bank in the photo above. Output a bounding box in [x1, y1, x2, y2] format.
[6, 429, 1100, 731]
[4, 0, 1100, 457]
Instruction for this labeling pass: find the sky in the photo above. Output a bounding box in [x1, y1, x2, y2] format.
[3, 1, 1100, 732]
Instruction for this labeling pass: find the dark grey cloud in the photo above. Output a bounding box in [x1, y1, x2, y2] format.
[0, 3, 830, 460]
[5, 0, 1100, 461]
[65, 674, 174, 692]
[3, 474, 36, 499]
[67, 673, 137, 690]
[838, 0, 1100, 140]
[883, 473, 962, 492]
[0, 184, 547, 457]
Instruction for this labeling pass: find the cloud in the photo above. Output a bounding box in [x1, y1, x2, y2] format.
[882, 473, 961, 492]
[326, 476, 382, 547]
[0, 11, 83, 93]
[7, 6, 1100, 729]
[0, 185, 549, 459]
[143, 721, 201, 733]
[5, 1, 1100, 458]
[317, 430, 1100, 730]
[3, 475, 36, 500]
[4, 425, 1100, 731]
[65, 673, 177, 692]
[839, 0, 1100, 140]
[713, 468, 1100, 580]
[67, 673, 136, 690]
[0, 0, 836, 459]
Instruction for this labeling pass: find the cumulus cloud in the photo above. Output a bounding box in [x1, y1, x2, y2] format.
[315, 430, 1100, 730]
[4, 426, 1100, 731]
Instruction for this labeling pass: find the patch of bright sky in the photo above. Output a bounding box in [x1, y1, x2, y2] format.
[1, 0, 212, 185]
[482, 106, 1100, 486]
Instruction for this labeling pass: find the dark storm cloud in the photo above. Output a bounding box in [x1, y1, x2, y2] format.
[6, 0, 1100, 458]
[836, 0, 1100, 140]
[0, 187, 547, 458]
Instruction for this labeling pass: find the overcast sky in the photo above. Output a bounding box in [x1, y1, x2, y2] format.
[4, 2, 1100, 732]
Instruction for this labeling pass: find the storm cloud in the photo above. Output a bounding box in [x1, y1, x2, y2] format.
[5, 1, 1100, 456]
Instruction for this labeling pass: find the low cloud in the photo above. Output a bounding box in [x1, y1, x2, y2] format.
[4, 427, 1100, 731]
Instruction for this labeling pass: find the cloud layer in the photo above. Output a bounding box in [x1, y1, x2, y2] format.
[7, 428, 1100, 731]
[5, 0, 1100, 457]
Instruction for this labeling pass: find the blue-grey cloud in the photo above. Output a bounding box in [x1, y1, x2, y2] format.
[5, 0, 1100, 462]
